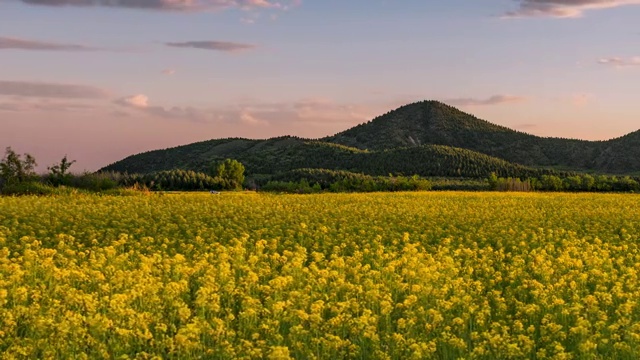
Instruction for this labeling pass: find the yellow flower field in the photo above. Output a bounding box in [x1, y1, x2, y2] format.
[1, 192, 640, 359]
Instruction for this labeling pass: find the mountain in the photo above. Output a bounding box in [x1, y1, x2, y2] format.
[101, 100, 640, 177]
[325, 101, 640, 173]
[102, 136, 552, 179]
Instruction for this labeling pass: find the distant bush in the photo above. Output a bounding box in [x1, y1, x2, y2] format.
[101, 185, 152, 197]
[70, 172, 120, 191]
[0, 147, 38, 189]
[262, 179, 323, 194]
[121, 170, 225, 192]
[429, 178, 489, 191]
[0, 182, 55, 196]
[259, 169, 432, 193]
[486, 172, 640, 193]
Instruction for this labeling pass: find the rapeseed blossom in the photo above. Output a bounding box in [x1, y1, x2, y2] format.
[0, 192, 639, 358]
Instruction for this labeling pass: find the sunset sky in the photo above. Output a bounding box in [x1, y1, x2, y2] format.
[2, 0, 639, 171]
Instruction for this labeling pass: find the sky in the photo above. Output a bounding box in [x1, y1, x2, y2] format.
[1, 0, 639, 171]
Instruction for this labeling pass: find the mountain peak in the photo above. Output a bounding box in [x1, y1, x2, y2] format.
[324, 99, 514, 151]
[102, 101, 640, 175]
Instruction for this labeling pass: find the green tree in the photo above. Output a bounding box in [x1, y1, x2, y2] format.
[48, 155, 76, 186]
[581, 174, 595, 191]
[563, 176, 582, 192]
[213, 159, 245, 190]
[595, 175, 612, 191]
[0, 147, 38, 187]
[488, 172, 499, 190]
[541, 175, 563, 191]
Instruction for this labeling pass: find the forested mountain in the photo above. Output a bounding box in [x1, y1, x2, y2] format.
[102, 137, 553, 179]
[326, 101, 640, 173]
[102, 100, 640, 178]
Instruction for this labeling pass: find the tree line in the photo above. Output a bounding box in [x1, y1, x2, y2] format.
[101, 137, 559, 181]
[488, 173, 640, 192]
[0, 147, 245, 195]
[4, 146, 640, 195]
[261, 170, 433, 193]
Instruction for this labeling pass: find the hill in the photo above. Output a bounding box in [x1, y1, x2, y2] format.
[102, 137, 552, 179]
[325, 101, 640, 173]
[102, 100, 640, 177]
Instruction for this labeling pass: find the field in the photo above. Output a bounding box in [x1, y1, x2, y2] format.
[1, 192, 640, 359]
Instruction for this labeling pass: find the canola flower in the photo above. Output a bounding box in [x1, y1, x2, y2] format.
[1, 192, 640, 359]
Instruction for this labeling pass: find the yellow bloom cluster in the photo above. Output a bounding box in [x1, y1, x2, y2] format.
[1, 192, 640, 359]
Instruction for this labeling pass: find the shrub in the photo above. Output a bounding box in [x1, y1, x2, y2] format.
[0, 182, 55, 196]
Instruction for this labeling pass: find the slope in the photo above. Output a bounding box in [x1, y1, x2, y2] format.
[325, 101, 640, 173]
[102, 137, 551, 179]
[102, 100, 640, 176]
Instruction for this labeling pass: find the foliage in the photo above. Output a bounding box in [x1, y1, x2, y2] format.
[121, 169, 224, 192]
[327, 100, 640, 174]
[488, 173, 640, 193]
[261, 179, 323, 194]
[429, 177, 489, 191]
[260, 171, 432, 193]
[0, 147, 38, 189]
[487, 173, 533, 191]
[102, 101, 640, 177]
[2, 192, 640, 358]
[212, 159, 245, 190]
[102, 137, 557, 180]
[69, 171, 121, 192]
[46, 155, 76, 187]
[0, 181, 56, 196]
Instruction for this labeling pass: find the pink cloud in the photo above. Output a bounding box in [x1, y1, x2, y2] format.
[0, 36, 99, 51]
[114, 94, 149, 108]
[0, 80, 109, 99]
[165, 41, 256, 53]
[598, 57, 640, 68]
[17, 0, 301, 12]
[112, 94, 377, 126]
[445, 95, 526, 107]
[0, 100, 96, 112]
[504, 0, 640, 18]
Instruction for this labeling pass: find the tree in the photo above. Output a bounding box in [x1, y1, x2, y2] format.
[213, 159, 245, 190]
[595, 175, 612, 191]
[540, 175, 563, 191]
[581, 174, 595, 191]
[48, 155, 76, 186]
[0, 147, 37, 187]
[563, 176, 582, 192]
[488, 172, 499, 190]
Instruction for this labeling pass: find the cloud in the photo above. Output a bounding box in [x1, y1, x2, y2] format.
[289, 97, 374, 123]
[445, 95, 526, 107]
[0, 36, 98, 51]
[0, 99, 96, 112]
[16, 0, 300, 12]
[0, 80, 109, 99]
[165, 41, 256, 52]
[114, 94, 149, 108]
[238, 110, 268, 125]
[113, 94, 375, 126]
[504, 0, 640, 18]
[224, 97, 375, 126]
[114, 94, 205, 122]
[598, 57, 640, 67]
[161, 68, 176, 75]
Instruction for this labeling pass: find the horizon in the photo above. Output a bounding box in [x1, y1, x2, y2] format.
[11, 98, 640, 173]
[2, 0, 639, 171]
